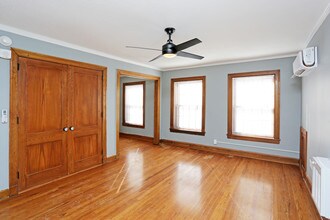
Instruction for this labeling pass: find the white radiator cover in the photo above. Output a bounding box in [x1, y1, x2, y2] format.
[311, 157, 330, 218]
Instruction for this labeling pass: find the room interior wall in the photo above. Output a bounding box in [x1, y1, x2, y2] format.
[0, 28, 306, 192]
[119, 77, 154, 137]
[0, 29, 161, 191]
[161, 57, 301, 159]
[302, 14, 330, 180]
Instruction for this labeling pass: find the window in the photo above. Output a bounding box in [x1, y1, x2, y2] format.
[170, 76, 206, 135]
[227, 70, 280, 144]
[122, 81, 145, 128]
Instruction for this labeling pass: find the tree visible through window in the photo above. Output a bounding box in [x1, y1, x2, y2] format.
[170, 76, 206, 135]
[227, 70, 280, 144]
[123, 81, 145, 128]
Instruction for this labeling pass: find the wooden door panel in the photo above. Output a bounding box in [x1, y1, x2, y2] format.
[26, 66, 63, 132]
[18, 58, 68, 190]
[26, 141, 63, 174]
[74, 72, 99, 127]
[74, 134, 98, 161]
[70, 67, 103, 173]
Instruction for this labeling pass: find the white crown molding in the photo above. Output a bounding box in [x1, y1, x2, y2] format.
[0, 23, 161, 71]
[304, 2, 330, 47]
[161, 52, 297, 72]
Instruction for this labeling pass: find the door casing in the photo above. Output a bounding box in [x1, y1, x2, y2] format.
[116, 69, 161, 156]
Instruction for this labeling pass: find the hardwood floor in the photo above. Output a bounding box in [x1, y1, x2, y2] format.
[0, 137, 320, 219]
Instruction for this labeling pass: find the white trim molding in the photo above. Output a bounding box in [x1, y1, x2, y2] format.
[304, 2, 330, 47]
[0, 23, 161, 71]
[161, 52, 297, 72]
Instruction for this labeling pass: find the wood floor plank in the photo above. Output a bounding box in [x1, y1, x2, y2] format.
[0, 137, 320, 219]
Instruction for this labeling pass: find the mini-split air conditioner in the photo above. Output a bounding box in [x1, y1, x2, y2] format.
[292, 47, 318, 77]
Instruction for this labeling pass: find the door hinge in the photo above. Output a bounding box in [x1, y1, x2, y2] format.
[16, 117, 19, 124]
[17, 63, 20, 71]
[17, 171, 19, 179]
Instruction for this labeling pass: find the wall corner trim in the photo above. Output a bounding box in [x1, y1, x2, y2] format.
[304, 2, 330, 47]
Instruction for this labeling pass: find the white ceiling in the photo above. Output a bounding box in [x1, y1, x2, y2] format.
[0, 0, 329, 70]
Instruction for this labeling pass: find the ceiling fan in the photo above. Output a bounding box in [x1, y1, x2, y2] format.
[126, 27, 204, 62]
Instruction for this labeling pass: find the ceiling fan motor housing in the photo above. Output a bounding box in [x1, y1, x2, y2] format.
[162, 43, 177, 55]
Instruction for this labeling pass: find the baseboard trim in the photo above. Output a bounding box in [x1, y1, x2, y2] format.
[104, 155, 117, 163]
[119, 132, 154, 143]
[0, 189, 9, 200]
[160, 139, 299, 166]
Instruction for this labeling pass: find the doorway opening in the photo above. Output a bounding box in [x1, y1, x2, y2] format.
[116, 70, 160, 156]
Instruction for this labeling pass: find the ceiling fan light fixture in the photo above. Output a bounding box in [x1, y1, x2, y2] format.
[163, 53, 176, 58]
[126, 27, 204, 62]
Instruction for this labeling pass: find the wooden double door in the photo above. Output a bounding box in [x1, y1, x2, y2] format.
[17, 57, 104, 191]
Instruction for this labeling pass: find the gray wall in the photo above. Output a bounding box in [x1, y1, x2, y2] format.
[302, 14, 330, 179]
[162, 57, 301, 158]
[0, 29, 161, 191]
[120, 77, 154, 137]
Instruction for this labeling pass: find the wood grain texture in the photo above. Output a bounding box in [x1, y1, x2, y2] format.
[71, 66, 103, 173]
[119, 132, 154, 143]
[153, 79, 160, 144]
[227, 70, 280, 144]
[10, 49, 107, 195]
[300, 127, 308, 177]
[104, 155, 117, 163]
[117, 69, 160, 80]
[11, 48, 107, 71]
[161, 139, 299, 166]
[9, 49, 19, 196]
[0, 189, 9, 200]
[0, 137, 319, 219]
[18, 58, 69, 191]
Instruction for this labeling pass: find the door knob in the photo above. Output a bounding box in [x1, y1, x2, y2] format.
[70, 126, 75, 131]
[63, 127, 69, 132]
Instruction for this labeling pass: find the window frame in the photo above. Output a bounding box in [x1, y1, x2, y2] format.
[170, 76, 206, 136]
[227, 70, 280, 144]
[122, 81, 146, 128]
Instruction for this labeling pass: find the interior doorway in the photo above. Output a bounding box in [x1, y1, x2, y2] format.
[116, 70, 160, 156]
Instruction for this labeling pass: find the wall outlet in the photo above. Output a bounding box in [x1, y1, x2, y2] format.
[213, 139, 217, 145]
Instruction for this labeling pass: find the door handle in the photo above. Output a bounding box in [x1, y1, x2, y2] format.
[63, 127, 69, 132]
[70, 126, 75, 131]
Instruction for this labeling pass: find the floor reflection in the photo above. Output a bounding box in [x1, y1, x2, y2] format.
[233, 176, 273, 219]
[127, 150, 144, 189]
[176, 162, 202, 210]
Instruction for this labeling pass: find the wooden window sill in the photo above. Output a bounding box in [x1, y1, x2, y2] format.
[227, 134, 280, 144]
[122, 123, 145, 129]
[170, 128, 205, 136]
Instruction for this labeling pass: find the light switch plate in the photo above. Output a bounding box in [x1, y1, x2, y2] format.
[1, 109, 8, 124]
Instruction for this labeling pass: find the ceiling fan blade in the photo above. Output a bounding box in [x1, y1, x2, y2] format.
[149, 54, 163, 62]
[126, 46, 161, 51]
[177, 51, 204, 60]
[175, 38, 202, 51]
